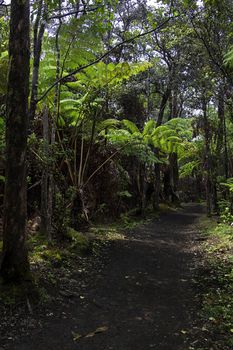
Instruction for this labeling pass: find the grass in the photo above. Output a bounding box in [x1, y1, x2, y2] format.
[89, 204, 161, 240]
[198, 217, 233, 348]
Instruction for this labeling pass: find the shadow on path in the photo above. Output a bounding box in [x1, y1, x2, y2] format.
[10, 204, 204, 350]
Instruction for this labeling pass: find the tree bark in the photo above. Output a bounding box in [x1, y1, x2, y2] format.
[0, 0, 30, 282]
[202, 98, 212, 216]
[217, 86, 228, 179]
[156, 86, 171, 127]
[29, 0, 47, 122]
[169, 152, 180, 204]
[153, 85, 171, 209]
[40, 106, 49, 238]
[153, 162, 160, 210]
[47, 3, 62, 238]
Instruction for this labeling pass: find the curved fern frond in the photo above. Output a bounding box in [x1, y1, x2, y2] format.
[143, 119, 156, 136]
[122, 119, 140, 134]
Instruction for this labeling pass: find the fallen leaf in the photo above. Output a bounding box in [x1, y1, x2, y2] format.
[72, 332, 83, 341]
[85, 326, 108, 338]
[95, 326, 108, 333]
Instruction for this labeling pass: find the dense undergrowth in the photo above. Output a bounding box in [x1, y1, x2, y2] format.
[197, 217, 233, 349]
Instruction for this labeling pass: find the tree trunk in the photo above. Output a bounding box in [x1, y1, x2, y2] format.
[71, 189, 89, 230]
[169, 152, 180, 204]
[139, 164, 147, 214]
[153, 86, 171, 209]
[153, 162, 160, 210]
[166, 91, 180, 204]
[47, 6, 62, 238]
[29, 0, 47, 122]
[216, 88, 224, 155]
[156, 86, 171, 127]
[223, 109, 229, 179]
[217, 86, 228, 179]
[163, 166, 171, 202]
[40, 107, 50, 238]
[168, 90, 178, 121]
[203, 98, 212, 216]
[0, 0, 30, 282]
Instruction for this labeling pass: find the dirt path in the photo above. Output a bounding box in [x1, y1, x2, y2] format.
[9, 204, 203, 350]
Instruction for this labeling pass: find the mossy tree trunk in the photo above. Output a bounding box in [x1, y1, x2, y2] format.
[0, 0, 30, 282]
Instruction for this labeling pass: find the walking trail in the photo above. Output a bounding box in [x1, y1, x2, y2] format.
[10, 204, 203, 350]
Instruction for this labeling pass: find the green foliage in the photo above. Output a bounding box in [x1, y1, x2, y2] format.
[117, 190, 132, 198]
[152, 118, 191, 156]
[0, 50, 8, 96]
[72, 62, 151, 90]
[200, 220, 233, 347]
[104, 119, 161, 164]
[224, 46, 233, 67]
[178, 129, 204, 179]
[220, 178, 233, 192]
[179, 160, 200, 178]
[122, 119, 140, 134]
[218, 199, 233, 225]
[66, 228, 92, 252]
[143, 119, 156, 136]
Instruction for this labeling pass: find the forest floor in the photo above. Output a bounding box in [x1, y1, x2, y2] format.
[0, 204, 229, 350]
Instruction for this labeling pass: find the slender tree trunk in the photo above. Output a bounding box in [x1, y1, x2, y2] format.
[47, 5, 62, 238]
[217, 87, 229, 179]
[41, 107, 50, 238]
[223, 111, 228, 179]
[168, 90, 178, 121]
[0, 0, 30, 282]
[163, 166, 171, 202]
[166, 89, 180, 204]
[153, 162, 160, 210]
[216, 88, 224, 154]
[139, 164, 147, 214]
[172, 90, 178, 119]
[169, 152, 179, 204]
[29, 0, 47, 122]
[156, 86, 171, 127]
[203, 98, 212, 216]
[153, 86, 171, 209]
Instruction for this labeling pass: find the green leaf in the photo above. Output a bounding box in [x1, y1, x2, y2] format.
[122, 119, 140, 134]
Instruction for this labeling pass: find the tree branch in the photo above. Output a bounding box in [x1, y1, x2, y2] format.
[49, 5, 103, 20]
[37, 15, 178, 104]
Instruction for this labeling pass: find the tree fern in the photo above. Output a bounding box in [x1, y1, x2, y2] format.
[121, 119, 140, 134]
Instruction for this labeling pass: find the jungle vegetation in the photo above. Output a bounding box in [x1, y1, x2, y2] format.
[0, 0, 232, 293]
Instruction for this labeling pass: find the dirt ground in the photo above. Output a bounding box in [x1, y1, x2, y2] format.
[1, 204, 204, 350]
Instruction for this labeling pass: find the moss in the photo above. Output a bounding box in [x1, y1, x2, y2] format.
[159, 203, 177, 212]
[29, 246, 65, 266]
[66, 228, 93, 253]
[91, 225, 125, 241]
[40, 248, 62, 261]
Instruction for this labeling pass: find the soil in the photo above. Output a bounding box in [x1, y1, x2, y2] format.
[1, 204, 205, 350]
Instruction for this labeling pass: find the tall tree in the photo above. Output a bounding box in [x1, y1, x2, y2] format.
[0, 0, 30, 282]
